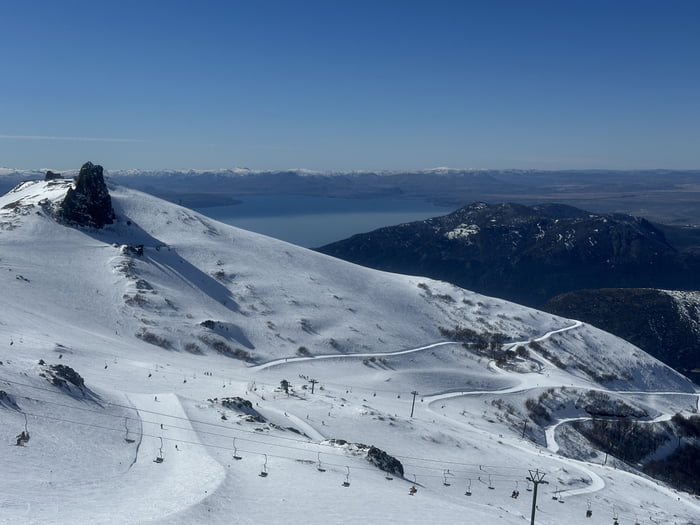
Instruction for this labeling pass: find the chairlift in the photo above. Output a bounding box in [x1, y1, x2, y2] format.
[407, 475, 417, 495]
[154, 437, 164, 463]
[552, 486, 559, 501]
[612, 506, 619, 525]
[465, 479, 472, 496]
[15, 413, 31, 446]
[488, 474, 495, 490]
[443, 469, 452, 486]
[259, 454, 269, 477]
[526, 480, 533, 492]
[342, 466, 350, 487]
[316, 452, 326, 472]
[511, 481, 519, 499]
[124, 417, 135, 443]
[232, 438, 242, 460]
[586, 500, 593, 518]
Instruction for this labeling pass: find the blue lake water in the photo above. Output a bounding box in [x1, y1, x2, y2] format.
[195, 195, 452, 248]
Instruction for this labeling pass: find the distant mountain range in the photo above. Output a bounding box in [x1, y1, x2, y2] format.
[3, 167, 700, 226]
[317, 202, 700, 308]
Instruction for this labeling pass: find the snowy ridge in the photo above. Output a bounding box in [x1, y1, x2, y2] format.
[0, 179, 698, 524]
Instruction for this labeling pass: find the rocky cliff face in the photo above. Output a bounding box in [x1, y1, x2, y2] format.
[58, 162, 115, 228]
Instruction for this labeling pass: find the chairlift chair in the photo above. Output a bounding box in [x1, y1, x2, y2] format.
[511, 481, 519, 499]
[316, 452, 326, 472]
[232, 438, 242, 460]
[465, 479, 472, 496]
[443, 469, 452, 487]
[124, 417, 136, 444]
[342, 466, 350, 487]
[154, 437, 164, 463]
[488, 474, 495, 490]
[259, 454, 268, 477]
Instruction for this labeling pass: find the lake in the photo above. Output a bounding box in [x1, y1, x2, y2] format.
[195, 195, 452, 247]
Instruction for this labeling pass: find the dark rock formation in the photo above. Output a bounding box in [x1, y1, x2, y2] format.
[317, 202, 700, 307]
[44, 170, 63, 181]
[367, 445, 404, 477]
[59, 162, 115, 228]
[40, 364, 86, 390]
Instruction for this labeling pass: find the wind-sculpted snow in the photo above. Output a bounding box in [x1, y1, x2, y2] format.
[0, 179, 698, 524]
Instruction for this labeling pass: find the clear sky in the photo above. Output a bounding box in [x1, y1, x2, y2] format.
[1, 0, 699, 171]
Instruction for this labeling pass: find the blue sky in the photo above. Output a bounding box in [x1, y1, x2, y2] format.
[1, 0, 699, 171]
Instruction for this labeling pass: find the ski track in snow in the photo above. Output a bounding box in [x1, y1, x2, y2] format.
[119, 393, 227, 522]
[261, 405, 326, 442]
[254, 318, 700, 512]
[250, 341, 459, 371]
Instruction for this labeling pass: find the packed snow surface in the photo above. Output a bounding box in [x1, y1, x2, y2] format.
[0, 180, 698, 524]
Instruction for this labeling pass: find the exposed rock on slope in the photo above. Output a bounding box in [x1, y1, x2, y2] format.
[59, 161, 115, 228]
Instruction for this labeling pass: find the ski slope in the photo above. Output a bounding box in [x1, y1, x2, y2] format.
[0, 179, 698, 524]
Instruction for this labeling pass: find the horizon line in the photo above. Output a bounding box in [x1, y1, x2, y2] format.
[0, 134, 146, 143]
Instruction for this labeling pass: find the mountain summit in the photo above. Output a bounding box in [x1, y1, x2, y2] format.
[58, 161, 115, 228]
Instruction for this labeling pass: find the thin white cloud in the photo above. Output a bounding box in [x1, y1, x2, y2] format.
[0, 134, 145, 143]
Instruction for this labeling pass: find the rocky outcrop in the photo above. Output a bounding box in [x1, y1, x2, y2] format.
[44, 170, 63, 181]
[58, 162, 115, 228]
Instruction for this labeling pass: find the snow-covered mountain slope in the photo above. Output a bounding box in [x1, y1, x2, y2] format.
[0, 179, 698, 524]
